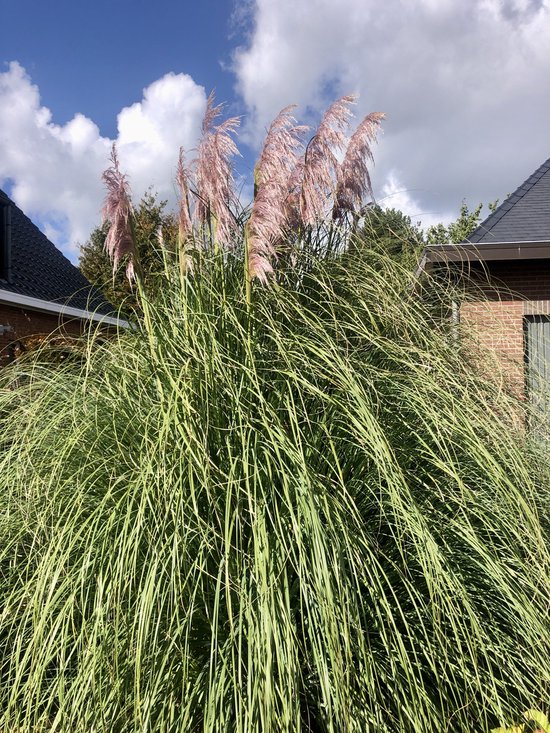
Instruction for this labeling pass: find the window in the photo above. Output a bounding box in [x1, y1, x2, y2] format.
[524, 315, 550, 435]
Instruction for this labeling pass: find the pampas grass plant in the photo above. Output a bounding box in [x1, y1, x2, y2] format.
[0, 97, 547, 732]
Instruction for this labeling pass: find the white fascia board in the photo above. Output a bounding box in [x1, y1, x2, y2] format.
[0, 289, 128, 328]
[422, 240, 550, 265]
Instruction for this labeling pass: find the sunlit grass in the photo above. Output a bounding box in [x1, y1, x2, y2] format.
[0, 247, 548, 732]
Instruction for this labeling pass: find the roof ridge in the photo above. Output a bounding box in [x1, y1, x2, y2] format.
[466, 156, 550, 243]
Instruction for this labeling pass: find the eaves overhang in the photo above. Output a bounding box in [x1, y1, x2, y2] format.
[0, 288, 129, 329]
[417, 240, 550, 275]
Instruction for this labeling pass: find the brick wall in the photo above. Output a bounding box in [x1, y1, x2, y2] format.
[459, 260, 550, 396]
[0, 303, 84, 366]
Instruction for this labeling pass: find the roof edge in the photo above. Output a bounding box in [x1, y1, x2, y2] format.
[0, 289, 129, 328]
[417, 240, 550, 276]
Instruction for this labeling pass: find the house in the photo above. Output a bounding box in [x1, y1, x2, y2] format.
[420, 156, 550, 408]
[0, 188, 121, 365]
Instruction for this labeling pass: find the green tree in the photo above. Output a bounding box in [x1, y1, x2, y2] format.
[356, 205, 425, 266]
[426, 199, 499, 244]
[79, 191, 177, 313]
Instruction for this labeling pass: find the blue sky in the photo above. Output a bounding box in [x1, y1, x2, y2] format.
[2, 0, 239, 136]
[1, 0, 549, 260]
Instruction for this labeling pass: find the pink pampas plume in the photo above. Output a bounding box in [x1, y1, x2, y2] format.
[300, 95, 356, 226]
[284, 155, 306, 231]
[334, 111, 385, 220]
[177, 148, 193, 240]
[248, 105, 308, 282]
[176, 147, 195, 273]
[101, 144, 136, 282]
[195, 92, 240, 249]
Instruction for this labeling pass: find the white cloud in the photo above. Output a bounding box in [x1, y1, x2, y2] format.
[0, 62, 207, 258]
[233, 0, 550, 223]
[379, 172, 455, 230]
[3, 2, 549, 262]
[116, 72, 206, 202]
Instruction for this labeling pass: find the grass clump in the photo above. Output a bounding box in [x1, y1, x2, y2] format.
[0, 249, 548, 732]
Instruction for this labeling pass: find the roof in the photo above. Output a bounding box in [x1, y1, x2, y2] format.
[0, 189, 112, 316]
[467, 156, 550, 244]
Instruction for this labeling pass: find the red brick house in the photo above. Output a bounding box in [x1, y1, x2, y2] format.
[0, 188, 121, 364]
[420, 156, 550, 407]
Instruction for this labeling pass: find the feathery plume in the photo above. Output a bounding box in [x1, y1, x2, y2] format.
[177, 148, 193, 239]
[156, 226, 165, 248]
[300, 95, 356, 226]
[333, 112, 385, 220]
[284, 155, 306, 231]
[176, 148, 195, 274]
[201, 90, 223, 135]
[253, 106, 308, 190]
[247, 248, 275, 284]
[248, 106, 308, 282]
[195, 92, 240, 249]
[102, 144, 136, 282]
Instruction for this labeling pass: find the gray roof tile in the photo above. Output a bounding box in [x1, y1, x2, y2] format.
[467, 157, 550, 244]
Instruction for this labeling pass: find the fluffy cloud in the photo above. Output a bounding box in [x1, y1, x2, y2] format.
[2, 2, 548, 260]
[0, 62, 207, 257]
[233, 0, 550, 226]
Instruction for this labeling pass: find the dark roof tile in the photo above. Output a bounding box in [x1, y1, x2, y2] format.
[467, 157, 550, 244]
[0, 190, 112, 315]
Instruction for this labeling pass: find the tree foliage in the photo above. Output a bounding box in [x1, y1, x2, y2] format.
[357, 204, 425, 265]
[79, 191, 177, 313]
[426, 199, 499, 244]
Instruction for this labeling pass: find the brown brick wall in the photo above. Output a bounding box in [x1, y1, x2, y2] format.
[461, 299, 525, 393]
[459, 260, 550, 396]
[0, 303, 84, 366]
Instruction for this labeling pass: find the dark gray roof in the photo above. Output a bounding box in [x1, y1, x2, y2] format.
[0, 189, 112, 315]
[467, 157, 550, 244]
